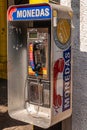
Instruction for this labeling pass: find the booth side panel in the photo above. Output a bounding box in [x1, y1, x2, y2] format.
[51, 9, 72, 124]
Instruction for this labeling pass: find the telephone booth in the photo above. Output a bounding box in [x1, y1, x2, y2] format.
[7, 3, 73, 128]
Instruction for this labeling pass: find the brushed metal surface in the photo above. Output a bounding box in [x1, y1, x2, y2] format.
[8, 22, 27, 112]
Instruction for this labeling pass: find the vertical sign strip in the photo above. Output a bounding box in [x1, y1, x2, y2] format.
[63, 47, 71, 111]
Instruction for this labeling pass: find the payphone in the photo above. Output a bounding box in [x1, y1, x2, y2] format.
[7, 3, 73, 128]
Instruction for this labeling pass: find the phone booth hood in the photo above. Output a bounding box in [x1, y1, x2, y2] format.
[7, 3, 73, 128]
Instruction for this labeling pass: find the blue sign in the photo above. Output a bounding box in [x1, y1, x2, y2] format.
[63, 47, 71, 111]
[8, 5, 51, 21]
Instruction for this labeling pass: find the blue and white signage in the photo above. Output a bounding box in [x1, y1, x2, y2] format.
[8, 4, 51, 21]
[63, 47, 71, 111]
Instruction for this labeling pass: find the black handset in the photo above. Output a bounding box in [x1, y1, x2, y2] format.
[29, 41, 43, 75]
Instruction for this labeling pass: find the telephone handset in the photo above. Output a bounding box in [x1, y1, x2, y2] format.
[53, 58, 64, 110]
[29, 41, 43, 76]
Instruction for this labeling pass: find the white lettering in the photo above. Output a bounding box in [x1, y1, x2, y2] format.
[64, 98, 70, 109]
[23, 10, 26, 18]
[65, 90, 70, 97]
[32, 9, 35, 17]
[63, 50, 71, 110]
[17, 10, 23, 18]
[26, 10, 31, 17]
[45, 8, 49, 16]
[65, 75, 70, 81]
[40, 9, 45, 16]
[65, 81, 70, 90]
[65, 67, 70, 75]
[36, 9, 40, 17]
[16, 8, 50, 18]
[65, 52, 70, 59]
[65, 59, 70, 66]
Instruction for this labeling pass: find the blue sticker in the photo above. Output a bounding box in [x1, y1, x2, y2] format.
[63, 47, 71, 111]
[8, 5, 51, 21]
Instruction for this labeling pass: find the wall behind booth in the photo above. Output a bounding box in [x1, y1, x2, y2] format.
[61, 0, 87, 130]
[0, 0, 7, 79]
[72, 0, 87, 130]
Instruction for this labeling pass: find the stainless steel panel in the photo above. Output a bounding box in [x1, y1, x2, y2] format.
[8, 22, 28, 112]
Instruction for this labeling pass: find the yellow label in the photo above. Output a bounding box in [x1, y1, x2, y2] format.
[29, 44, 33, 52]
[28, 66, 47, 75]
[57, 19, 71, 44]
[53, 10, 57, 17]
[28, 66, 35, 75]
[30, 0, 49, 4]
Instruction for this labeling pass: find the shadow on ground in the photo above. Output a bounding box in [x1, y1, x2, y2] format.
[0, 79, 32, 130]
